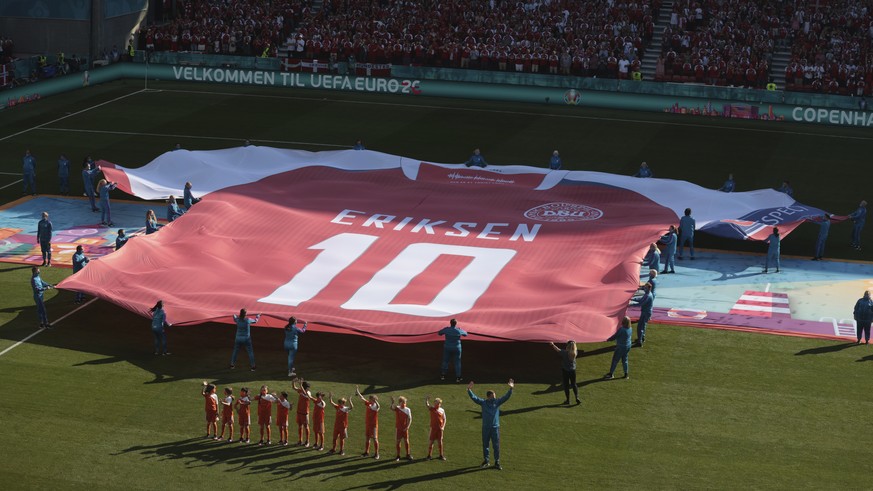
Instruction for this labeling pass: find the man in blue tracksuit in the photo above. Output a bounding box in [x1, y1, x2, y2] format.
[82, 162, 101, 212]
[548, 150, 562, 170]
[37, 211, 53, 267]
[57, 154, 70, 195]
[643, 243, 660, 271]
[231, 309, 260, 370]
[438, 318, 468, 382]
[22, 149, 37, 195]
[718, 173, 735, 192]
[848, 200, 867, 250]
[167, 195, 185, 222]
[283, 316, 307, 377]
[183, 181, 201, 209]
[605, 316, 632, 379]
[659, 225, 677, 273]
[633, 161, 652, 177]
[467, 379, 513, 470]
[31, 266, 53, 328]
[678, 208, 696, 259]
[763, 227, 780, 273]
[632, 283, 654, 346]
[464, 148, 488, 168]
[812, 213, 831, 260]
[71, 245, 89, 304]
[854, 290, 873, 344]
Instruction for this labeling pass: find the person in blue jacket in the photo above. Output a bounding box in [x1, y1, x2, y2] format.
[437, 318, 468, 382]
[57, 154, 71, 195]
[145, 209, 161, 234]
[97, 179, 118, 226]
[464, 148, 488, 168]
[283, 316, 307, 377]
[22, 149, 37, 195]
[763, 227, 780, 273]
[183, 181, 201, 209]
[604, 316, 632, 379]
[848, 200, 867, 250]
[632, 283, 654, 346]
[353, 139, 365, 150]
[718, 173, 735, 192]
[853, 290, 873, 344]
[467, 378, 514, 470]
[812, 213, 832, 260]
[31, 266, 54, 328]
[37, 211, 53, 267]
[777, 180, 794, 198]
[231, 308, 260, 370]
[115, 229, 128, 250]
[150, 300, 170, 355]
[677, 208, 696, 260]
[659, 225, 677, 273]
[71, 245, 89, 304]
[167, 195, 185, 222]
[548, 150, 562, 170]
[633, 161, 652, 177]
[82, 161, 101, 212]
[642, 243, 661, 271]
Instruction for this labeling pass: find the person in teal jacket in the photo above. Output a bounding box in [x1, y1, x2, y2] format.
[283, 316, 307, 377]
[231, 309, 260, 370]
[632, 283, 654, 346]
[438, 318, 468, 382]
[467, 379, 513, 470]
[604, 316, 632, 379]
[659, 225, 677, 273]
[150, 300, 170, 355]
[677, 208, 696, 259]
[71, 245, 89, 304]
[763, 227, 780, 273]
[31, 266, 54, 328]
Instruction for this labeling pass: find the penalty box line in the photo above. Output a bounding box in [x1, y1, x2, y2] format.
[0, 298, 97, 358]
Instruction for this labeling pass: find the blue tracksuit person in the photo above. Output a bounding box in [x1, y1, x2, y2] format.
[98, 180, 117, 226]
[115, 229, 128, 250]
[283, 317, 307, 376]
[22, 149, 36, 195]
[848, 201, 867, 250]
[764, 227, 780, 273]
[150, 300, 170, 355]
[853, 291, 873, 344]
[548, 150, 562, 170]
[71, 245, 89, 303]
[464, 148, 488, 168]
[718, 174, 735, 192]
[353, 139, 365, 150]
[468, 379, 513, 470]
[633, 161, 652, 177]
[605, 316, 633, 379]
[57, 155, 70, 195]
[183, 182, 201, 209]
[813, 213, 831, 260]
[438, 319, 468, 382]
[31, 266, 53, 328]
[82, 163, 100, 212]
[37, 212, 53, 266]
[632, 283, 654, 345]
[678, 208, 696, 259]
[643, 243, 660, 270]
[777, 180, 794, 198]
[659, 226, 677, 273]
[167, 196, 185, 222]
[231, 309, 260, 370]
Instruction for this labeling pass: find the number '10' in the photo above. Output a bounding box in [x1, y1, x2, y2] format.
[259, 233, 516, 317]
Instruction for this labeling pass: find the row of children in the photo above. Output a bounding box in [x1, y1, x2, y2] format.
[201, 377, 447, 461]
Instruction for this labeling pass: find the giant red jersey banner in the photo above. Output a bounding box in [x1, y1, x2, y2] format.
[60, 148, 833, 342]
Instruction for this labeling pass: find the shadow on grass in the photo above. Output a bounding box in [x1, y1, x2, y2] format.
[855, 353, 873, 362]
[344, 465, 483, 490]
[794, 342, 858, 356]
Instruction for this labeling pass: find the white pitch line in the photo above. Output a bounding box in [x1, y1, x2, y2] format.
[765, 283, 771, 293]
[37, 127, 349, 148]
[0, 172, 20, 175]
[0, 298, 97, 358]
[157, 88, 873, 142]
[0, 89, 147, 143]
[0, 179, 23, 190]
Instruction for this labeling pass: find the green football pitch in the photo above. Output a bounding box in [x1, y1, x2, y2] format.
[0, 80, 871, 488]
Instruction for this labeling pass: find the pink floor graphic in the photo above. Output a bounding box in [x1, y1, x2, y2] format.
[729, 291, 791, 318]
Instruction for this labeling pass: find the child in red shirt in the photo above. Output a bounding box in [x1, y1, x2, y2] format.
[217, 387, 234, 442]
[391, 396, 413, 461]
[254, 385, 277, 445]
[355, 385, 380, 459]
[292, 377, 312, 447]
[426, 396, 447, 460]
[312, 392, 326, 450]
[276, 391, 292, 446]
[328, 392, 353, 455]
[235, 387, 251, 443]
[201, 381, 218, 439]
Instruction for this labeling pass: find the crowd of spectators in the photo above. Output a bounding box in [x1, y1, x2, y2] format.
[783, 0, 873, 96]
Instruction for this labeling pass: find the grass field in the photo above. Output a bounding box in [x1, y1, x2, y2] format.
[1, 79, 872, 488]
